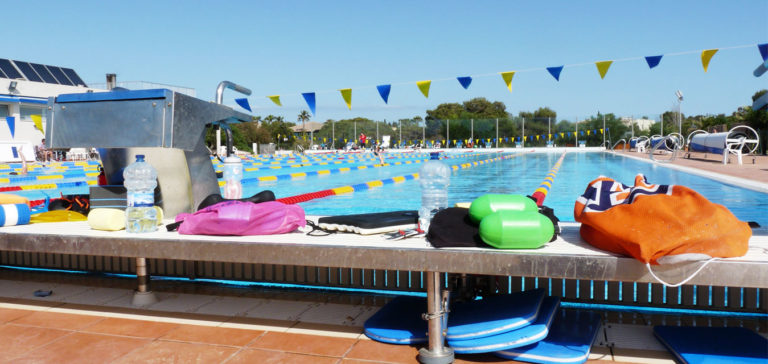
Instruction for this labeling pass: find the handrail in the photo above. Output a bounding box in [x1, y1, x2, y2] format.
[649, 134, 684, 163]
[612, 139, 627, 151]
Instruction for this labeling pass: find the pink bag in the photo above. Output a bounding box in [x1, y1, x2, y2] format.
[174, 200, 305, 236]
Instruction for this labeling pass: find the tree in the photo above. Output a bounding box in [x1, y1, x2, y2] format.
[297, 110, 311, 132]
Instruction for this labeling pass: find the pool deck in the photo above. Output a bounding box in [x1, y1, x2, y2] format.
[1, 149, 767, 363]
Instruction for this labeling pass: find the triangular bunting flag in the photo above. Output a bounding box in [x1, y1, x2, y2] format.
[500, 71, 515, 92]
[595, 61, 613, 79]
[758, 43, 768, 61]
[416, 80, 431, 98]
[457, 76, 472, 89]
[376, 84, 391, 104]
[645, 55, 663, 69]
[5, 116, 15, 138]
[302, 92, 316, 115]
[267, 95, 282, 106]
[235, 98, 251, 112]
[701, 49, 718, 72]
[339, 88, 352, 110]
[600, 128, 604, 134]
[31, 115, 43, 133]
[547, 66, 563, 81]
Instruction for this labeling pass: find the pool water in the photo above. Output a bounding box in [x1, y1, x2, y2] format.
[241, 151, 768, 225]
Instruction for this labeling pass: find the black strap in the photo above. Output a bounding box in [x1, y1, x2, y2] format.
[305, 220, 336, 236]
[166, 220, 182, 232]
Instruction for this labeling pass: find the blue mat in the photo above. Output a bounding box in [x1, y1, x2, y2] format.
[447, 289, 546, 341]
[363, 296, 427, 344]
[448, 296, 560, 354]
[654, 326, 768, 364]
[496, 309, 602, 364]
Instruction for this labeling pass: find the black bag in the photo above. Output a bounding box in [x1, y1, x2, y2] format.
[426, 208, 490, 248]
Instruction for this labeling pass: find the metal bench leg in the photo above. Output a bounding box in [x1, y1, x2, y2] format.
[418, 271, 454, 364]
[131, 257, 158, 306]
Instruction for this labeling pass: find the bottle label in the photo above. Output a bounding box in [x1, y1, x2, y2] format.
[128, 192, 154, 207]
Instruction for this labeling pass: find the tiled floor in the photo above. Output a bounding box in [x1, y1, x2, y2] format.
[0, 270, 672, 364]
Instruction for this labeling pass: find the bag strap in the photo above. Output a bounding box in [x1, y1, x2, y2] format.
[305, 220, 336, 236]
[166, 220, 183, 232]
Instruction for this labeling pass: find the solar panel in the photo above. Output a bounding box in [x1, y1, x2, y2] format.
[12, 61, 43, 82]
[61, 68, 87, 87]
[31, 63, 58, 84]
[46, 65, 74, 86]
[0, 58, 23, 79]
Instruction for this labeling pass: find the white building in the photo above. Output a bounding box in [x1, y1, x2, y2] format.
[0, 58, 103, 161]
[620, 117, 655, 132]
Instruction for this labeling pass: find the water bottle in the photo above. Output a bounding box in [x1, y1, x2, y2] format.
[222, 156, 243, 199]
[123, 154, 158, 233]
[418, 152, 451, 232]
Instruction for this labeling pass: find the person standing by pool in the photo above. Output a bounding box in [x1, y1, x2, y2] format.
[359, 133, 367, 150]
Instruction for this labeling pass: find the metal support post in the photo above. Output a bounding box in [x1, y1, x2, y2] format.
[418, 271, 454, 364]
[132, 257, 158, 306]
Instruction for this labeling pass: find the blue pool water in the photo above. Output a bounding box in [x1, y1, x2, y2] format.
[242, 151, 768, 225]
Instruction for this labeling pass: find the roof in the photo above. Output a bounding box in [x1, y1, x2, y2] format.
[291, 121, 324, 133]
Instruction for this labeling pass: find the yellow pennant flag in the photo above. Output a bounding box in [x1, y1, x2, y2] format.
[600, 129, 604, 134]
[587, 130, 591, 136]
[536, 135, 540, 140]
[595, 61, 613, 79]
[560, 132, 564, 138]
[548, 134, 552, 140]
[416, 80, 431, 98]
[701, 49, 718, 72]
[267, 95, 282, 106]
[339, 88, 352, 110]
[31, 115, 43, 133]
[500, 71, 515, 92]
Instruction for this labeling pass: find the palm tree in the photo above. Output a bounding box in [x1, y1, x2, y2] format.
[298, 110, 311, 134]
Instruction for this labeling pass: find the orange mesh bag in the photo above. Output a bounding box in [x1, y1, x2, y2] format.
[574, 174, 750, 265]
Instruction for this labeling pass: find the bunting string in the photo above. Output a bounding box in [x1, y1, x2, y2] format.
[244, 43, 764, 113]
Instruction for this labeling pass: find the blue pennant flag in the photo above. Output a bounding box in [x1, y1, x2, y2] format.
[547, 66, 563, 81]
[302, 92, 316, 115]
[376, 84, 391, 104]
[516, 137, 521, 142]
[759, 43, 768, 61]
[645, 55, 663, 69]
[457, 76, 472, 89]
[5, 116, 14, 139]
[235, 98, 252, 112]
[580, 131, 584, 136]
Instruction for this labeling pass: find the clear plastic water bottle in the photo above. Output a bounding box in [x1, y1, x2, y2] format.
[222, 156, 243, 199]
[419, 152, 451, 232]
[124, 154, 158, 233]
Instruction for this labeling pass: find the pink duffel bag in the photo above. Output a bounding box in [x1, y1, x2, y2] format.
[173, 200, 305, 236]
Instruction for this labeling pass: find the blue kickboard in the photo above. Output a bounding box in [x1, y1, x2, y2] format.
[364, 296, 427, 344]
[447, 289, 546, 341]
[448, 296, 560, 354]
[653, 326, 768, 364]
[495, 309, 602, 364]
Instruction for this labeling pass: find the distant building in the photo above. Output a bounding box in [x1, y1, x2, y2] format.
[620, 117, 654, 132]
[0, 58, 103, 161]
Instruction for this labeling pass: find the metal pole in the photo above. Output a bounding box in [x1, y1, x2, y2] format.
[417, 271, 454, 364]
[522, 117, 525, 148]
[399, 120, 402, 147]
[422, 123, 425, 148]
[575, 118, 578, 146]
[602, 114, 606, 148]
[495, 118, 499, 148]
[377, 120, 380, 145]
[470, 119, 474, 145]
[131, 257, 157, 306]
[332, 120, 335, 149]
[446, 119, 449, 148]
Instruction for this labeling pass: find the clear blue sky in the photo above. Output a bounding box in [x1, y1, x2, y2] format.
[7, 0, 768, 122]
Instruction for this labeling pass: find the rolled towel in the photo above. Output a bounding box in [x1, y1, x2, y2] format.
[0, 203, 31, 226]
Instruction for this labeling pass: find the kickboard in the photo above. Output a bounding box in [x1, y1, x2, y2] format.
[448, 296, 560, 354]
[363, 296, 427, 344]
[653, 326, 768, 364]
[318, 210, 418, 235]
[496, 308, 602, 364]
[447, 289, 546, 341]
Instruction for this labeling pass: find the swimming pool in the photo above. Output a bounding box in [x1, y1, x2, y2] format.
[242, 151, 768, 225]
